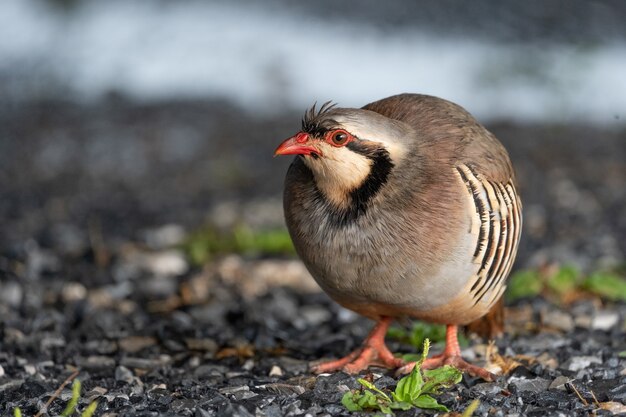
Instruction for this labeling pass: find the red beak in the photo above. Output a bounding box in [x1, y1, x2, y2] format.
[274, 132, 321, 157]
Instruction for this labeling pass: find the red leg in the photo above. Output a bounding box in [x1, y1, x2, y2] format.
[310, 317, 404, 374]
[396, 325, 496, 381]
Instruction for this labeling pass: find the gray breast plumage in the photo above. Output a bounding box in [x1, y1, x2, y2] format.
[283, 151, 522, 324]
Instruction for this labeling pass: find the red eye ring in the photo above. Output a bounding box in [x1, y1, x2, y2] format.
[327, 129, 351, 147]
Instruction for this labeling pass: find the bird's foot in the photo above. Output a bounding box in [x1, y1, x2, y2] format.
[310, 316, 404, 374]
[396, 354, 496, 381]
[310, 343, 404, 374]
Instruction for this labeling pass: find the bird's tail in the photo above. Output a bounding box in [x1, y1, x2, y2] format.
[464, 296, 504, 339]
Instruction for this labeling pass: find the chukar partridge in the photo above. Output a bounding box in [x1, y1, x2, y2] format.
[275, 94, 522, 381]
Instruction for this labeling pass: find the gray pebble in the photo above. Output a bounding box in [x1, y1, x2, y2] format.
[114, 366, 134, 384]
[562, 356, 602, 372]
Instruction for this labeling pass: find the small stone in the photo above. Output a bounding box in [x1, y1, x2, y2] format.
[170, 398, 197, 413]
[185, 338, 218, 353]
[143, 224, 186, 249]
[471, 382, 504, 396]
[120, 355, 171, 369]
[23, 364, 36, 375]
[590, 378, 624, 402]
[562, 356, 602, 372]
[0, 282, 23, 307]
[0, 365, 4, 377]
[609, 384, 626, 402]
[541, 309, 574, 332]
[195, 408, 212, 417]
[47, 223, 88, 255]
[118, 336, 157, 353]
[269, 365, 283, 377]
[84, 386, 108, 402]
[219, 385, 250, 395]
[0, 379, 25, 392]
[41, 336, 66, 350]
[298, 305, 332, 327]
[163, 339, 186, 352]
[219, 385, 257, 400]
[242, 359, 255, 371]
[574, 315, 593, 329]
[591, 312, 619, 331]
[276, 357, 308, 375]
[256, 404, 282, 417]
[194, 364, 228, 379]
[219, 403, 254, 417]
[508, 377, 551, 393]
[103, 391, 130, 403]
[85, 340, 118, 354]
[283, 400, 303, 416]
[141, 250, 189, 277]
[536, 352, 558, 369]
[81, 355, 116, 369]
[61, 282, 87, 302]
[548, 376, 573, 391]
[259, 383, 305, 396]
[115, 366, 134, 383]
[534, 389, 574, 409]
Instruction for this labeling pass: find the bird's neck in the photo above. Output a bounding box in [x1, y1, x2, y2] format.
[304, 152, 373, 209]
[303, 145, 394, 223]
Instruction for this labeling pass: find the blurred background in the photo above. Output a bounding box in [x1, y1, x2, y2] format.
[1, 0, 625, 267]
[1, 0, 626, 414]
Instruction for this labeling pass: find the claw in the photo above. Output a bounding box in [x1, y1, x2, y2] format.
[310, 317, 403, 374]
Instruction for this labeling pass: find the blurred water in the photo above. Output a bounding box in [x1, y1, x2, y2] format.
[1, 0, 625, 125]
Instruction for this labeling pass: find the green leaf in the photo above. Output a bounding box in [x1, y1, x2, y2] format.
[619, 350, 626, 358]
[82, 401, 98, 417]
[183, 224, 296, 265]
[341, 391, 363, 412]
[461, 399, 480, 417]
[392, 365, 424, 403]
[506, 269, 543, 301]
[388, 323, 449, 349]
[61, 379, 81, 417]
[357, 390, 380, 409]
[422, 365, 463, 394]
[357, 378, 391, 402]
[389, 401, 413, 410]
[546, 265, 579, 295]
[13, 408, 22, 417]
[583, 272, 626, 301]
[421, 338, 431, 363]
[413, 394, 449, 411]
[400, 353, 422, 363]
[386, 326, 408, 341]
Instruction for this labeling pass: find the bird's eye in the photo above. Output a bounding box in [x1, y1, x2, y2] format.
[330, 130, 350, 146]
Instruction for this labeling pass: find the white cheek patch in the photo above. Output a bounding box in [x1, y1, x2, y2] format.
[303, 145, 373, 207]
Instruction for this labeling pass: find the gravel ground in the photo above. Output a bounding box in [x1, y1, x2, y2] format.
[1, 98, 625, 416]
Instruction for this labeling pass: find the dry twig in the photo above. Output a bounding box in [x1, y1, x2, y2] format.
[35, 370, 80, 417]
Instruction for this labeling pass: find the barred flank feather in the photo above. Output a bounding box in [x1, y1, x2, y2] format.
[456, 164, 522, 309]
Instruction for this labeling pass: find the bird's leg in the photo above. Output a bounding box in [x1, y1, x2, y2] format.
[310, 316, 404, 374]
[396, 325, 496, 381]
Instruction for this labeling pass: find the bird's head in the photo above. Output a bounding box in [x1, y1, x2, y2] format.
[275, 101, 411, 210]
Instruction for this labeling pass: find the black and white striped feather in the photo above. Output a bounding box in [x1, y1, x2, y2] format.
[456, 164, 522, 308]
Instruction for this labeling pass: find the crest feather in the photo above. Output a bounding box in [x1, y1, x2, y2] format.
[301, 100, 336, 135]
